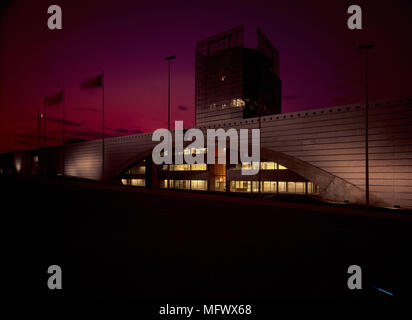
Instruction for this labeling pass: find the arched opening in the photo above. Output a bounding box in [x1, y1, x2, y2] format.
[119, 157, 148, 188]
[117, 147, 321, 197]
[226, 160, 320, 195]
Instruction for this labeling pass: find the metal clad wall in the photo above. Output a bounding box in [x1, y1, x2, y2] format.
[53, 98, 412, 208]
[195, 99, 412, 208]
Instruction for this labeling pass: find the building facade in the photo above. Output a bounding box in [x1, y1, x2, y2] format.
[4, 98, 412, 209]
[1, 27, 412, 209]
[195, 26, 281, 126]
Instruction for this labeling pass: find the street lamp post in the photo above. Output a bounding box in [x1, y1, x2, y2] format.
[358, 44, 374, 209]
[165, 56, 176, 131]
[165, 55, 176, 189]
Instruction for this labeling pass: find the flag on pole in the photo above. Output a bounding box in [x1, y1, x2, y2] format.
[81, 72, 105, 181]
[81, 74, 103, 89]
[45, 90, 63, 105]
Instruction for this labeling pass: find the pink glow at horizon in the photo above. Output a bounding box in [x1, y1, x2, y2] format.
[1, 0, 411, 153]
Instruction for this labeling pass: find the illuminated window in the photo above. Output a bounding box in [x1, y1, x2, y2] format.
[261, 162, 276, 170]
[287, 182, 296, 193]
[191, 180, 207, 191]
[235, 162, 259, 171]
[262, 181, 276, 193]
[131, 179, 145, 187]
[15, 159, 22, 172]
[191, 163, 207, 171]
[278, 164, 287, 170]
[128, 165, 145, 174]
[170, 164, 191, 171]
[295, 182, 305, 194]
[307, 182, 320, 195]
[214, 176, 226, 191]
[230, 180, 251, 192]
[230, 98, 245, 108]
[121, 178, 145, 187]
[252, 181, 259, 193]
[278, 181, 287, 193]
[241, 163, 251, 170]
[172, 180, 190, 190]
[307, 182, 313, 194]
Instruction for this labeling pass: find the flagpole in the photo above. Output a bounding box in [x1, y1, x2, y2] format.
[37, 105, 41, 148]
[165, 56, 175, 189]
[102, 70, 105, 182]
[44, 97, 47, 148]
[62, 85, 65, 178]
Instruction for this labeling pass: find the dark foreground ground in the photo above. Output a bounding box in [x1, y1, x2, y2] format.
[1, 176, 411, 302]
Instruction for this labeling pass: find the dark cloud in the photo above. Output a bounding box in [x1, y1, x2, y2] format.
[72, 107, 99, 113]
[178, 105, 189, 111]
[112, 128, 142, 134]
[67, 129, 119, 139]
[68, 129, 102, 138]
[47, 117, 83, 127]
[13, 133, 59, 143]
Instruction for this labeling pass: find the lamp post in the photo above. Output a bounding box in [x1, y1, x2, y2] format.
[165, 55, 176, 189]
[358, 44, 374, 209]
[165, 56, 176, 131]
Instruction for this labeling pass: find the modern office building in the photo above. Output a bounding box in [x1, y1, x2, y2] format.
[195, 26, 281, 126]
[1, 27, 412, 209]
[3, 97, 412, 209]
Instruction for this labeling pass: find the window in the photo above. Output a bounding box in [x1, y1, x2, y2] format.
[230, 98, 245, 108]
[214, 176, 226, 191]
[172, 180, 190, 190]
[295, 182, 305, 194]
[307, 182, 320, 195]
[252, 181, 259, 193]
[230, 181, 251, 192]
[261, 162, 276, 170]
[131, 179, 145, 187]
[235, 162, 259, 171]
[191, 163, 207, 171]
[170, 164, 191, 171]
[191, 180, 207, 191]
[278, 164, 287, 170]
[121, 178, 145, 187]
[287, 182, 296, 193]
[278, 181, 287, 193]
[128, 165, 145, 174]
[262, 181, 276, 193]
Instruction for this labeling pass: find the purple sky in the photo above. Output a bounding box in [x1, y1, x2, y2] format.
[1, 0, 411, 153]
